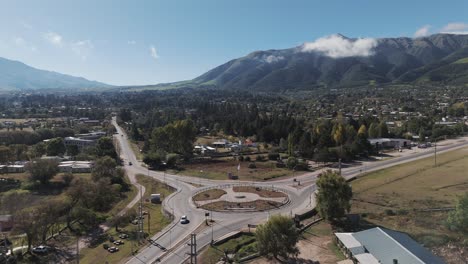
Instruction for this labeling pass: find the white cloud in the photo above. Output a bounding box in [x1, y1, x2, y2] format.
[442, 22, 468, 32]
[414, 25, 431, 38]
[20, 21, 32, 30]
[13, 37, 26, 46]
[150, 45, 158, 60]
[71, 40, 93, 61]
[301, 34, 377, 58]
[128, 40, 136, 45]
[43, 31, 63, 46]
[12, 37, 36, 52]
[265, 55, 284, 63]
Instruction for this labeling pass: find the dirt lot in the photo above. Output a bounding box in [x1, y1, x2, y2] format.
[177, 158, 303, 181]
[350, 146, 468, 263]
[233, 186, 287, 198]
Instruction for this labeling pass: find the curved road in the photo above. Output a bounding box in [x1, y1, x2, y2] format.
[112, 117, 468, 264]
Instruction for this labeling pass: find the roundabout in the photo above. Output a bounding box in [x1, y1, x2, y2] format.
[192, 184, 290, 212]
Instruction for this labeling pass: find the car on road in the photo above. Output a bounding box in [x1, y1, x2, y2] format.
[32, 245, 48, 254]
[107, 246, 119, 253]
[128, 161, 133, 166]
[180, 215, 189, 224]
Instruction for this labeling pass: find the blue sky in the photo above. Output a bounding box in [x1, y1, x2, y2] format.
[0, 0, 467, 86]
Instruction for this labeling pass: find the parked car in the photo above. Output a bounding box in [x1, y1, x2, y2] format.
[32, 245, 48, 254]
[180, 215, 189, 224]
[108, 246, 119, 253]
[118, 233, 129, 239]
[113, 240, 124, 245]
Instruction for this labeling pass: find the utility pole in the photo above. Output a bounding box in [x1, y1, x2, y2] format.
[434, 139, 437, 167]
[137, 185, 144, 243]
[188, 234, 197, 264]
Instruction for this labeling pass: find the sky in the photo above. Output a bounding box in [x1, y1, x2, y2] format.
[0, 0, 467, 86]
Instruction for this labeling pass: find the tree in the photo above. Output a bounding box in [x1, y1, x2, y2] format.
[143, 151, 163, 168]
[150, 119, 197, 159]
[95, 137, 117, 159]
[377, 121, 389, 138]
[316, 170, 352, 221]
[46, 137, 66, 156]
[447, 193, 468, 234]
[66, 144, 80, 157]
[26, 159, 59, 185]
[0, 146, 11, 164]
[368, 122, 379, 138]
[92, 156, 126, 187]
[255, 214, 299, 260]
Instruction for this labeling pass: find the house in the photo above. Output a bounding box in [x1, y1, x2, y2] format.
[58, 161, 93, 173]
[335, 227, 445, 264]
[6, 165, 25, 173]
[368, 138, 412, 149]
[212, 140, 229, 148]
[0, 215, 13, 231]
[75, 131, 106, 140]
[64, 137, 96, 149]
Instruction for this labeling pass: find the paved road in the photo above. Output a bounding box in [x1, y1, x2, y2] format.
[113, 117, 468, 264]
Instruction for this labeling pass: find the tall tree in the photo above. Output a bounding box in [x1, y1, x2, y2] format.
[26, 159, 59, 185]
[46, 137, 66, 156]
[316, 170, 352, 221]
[255, 214, 299, 260]
[95, 137, 117, 159]
[368, 122, 379, 138]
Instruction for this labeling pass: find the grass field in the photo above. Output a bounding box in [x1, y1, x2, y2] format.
[79, 174, 174, 264]
[174, 158, 301, 181]
[350, 146, 468, 249]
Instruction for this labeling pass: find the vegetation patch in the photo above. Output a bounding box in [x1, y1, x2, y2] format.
[79, 174, 174, 264]
[199, 233, 257, 264]
[232, 186, 287, 198]
[193, 189, 227, 201]
[200, 200, 284, 211]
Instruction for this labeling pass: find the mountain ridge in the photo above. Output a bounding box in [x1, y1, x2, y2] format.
[0, 57, 112, 91]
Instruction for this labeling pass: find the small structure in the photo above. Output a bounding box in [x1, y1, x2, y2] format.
[64, 136, 96, 149]
[0, 215, 13, 231]
[368, 138, 411, 149]
[335, 227, 445, 264]
[58, 161, 93, 173]
[150, 193, 161, 204]
[6, 165, 25, 173]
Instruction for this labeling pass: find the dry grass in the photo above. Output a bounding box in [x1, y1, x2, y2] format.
[350, 146, 468, 261]
[232, 186, 287, 198]
[193, 189, 227, 201]
[177, 159, 300, 181]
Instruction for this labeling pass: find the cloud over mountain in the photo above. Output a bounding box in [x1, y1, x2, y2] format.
[300, 34, 377, 58]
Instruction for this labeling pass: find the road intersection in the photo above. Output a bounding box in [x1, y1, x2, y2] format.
[112, 118, 468, 264]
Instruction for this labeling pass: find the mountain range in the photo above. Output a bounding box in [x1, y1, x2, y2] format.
[186, 33, 468, 91]
[0, 57, 111, 91]
[1, 33, 468, 92]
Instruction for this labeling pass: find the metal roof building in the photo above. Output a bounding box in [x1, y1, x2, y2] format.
[335, 227, 445, 264]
